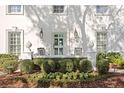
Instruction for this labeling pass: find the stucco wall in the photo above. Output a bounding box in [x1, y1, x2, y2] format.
[1, 5, 124, 68]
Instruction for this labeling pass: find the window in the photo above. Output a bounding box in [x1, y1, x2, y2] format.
[97, 32, 107, 52]
[96, 6, 108, 13]
[8, 32, 21, 55]
[74, 48, 82, 56]
[53, 6, 64, 13]
[54, 33, 64, 55]
[7, 5, 24, 14]
[37, 48, 45, 55]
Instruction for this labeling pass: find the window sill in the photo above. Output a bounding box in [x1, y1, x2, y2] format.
[95, 13, 111, 16]
[6, 12, 24, 15]
[52, 12, 67, 16]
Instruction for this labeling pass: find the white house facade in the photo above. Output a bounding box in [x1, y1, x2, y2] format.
[0, 5, 124, 69]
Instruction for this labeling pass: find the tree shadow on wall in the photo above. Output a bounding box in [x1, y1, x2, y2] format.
[24, 5, 95, 55]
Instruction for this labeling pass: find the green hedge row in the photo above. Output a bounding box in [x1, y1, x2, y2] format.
[27, 71, 108, 87]
[0, 53, 116, 75]
[27, 71, 97, 82]
[0, 55, 93, 74]
[33, 58, 93, 73]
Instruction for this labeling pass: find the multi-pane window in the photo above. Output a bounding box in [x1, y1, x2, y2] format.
[53, 6, 64, 13]
[54, 33, 64, 55]
[96, 6, 108, 13]
[8, 32, 21, 55]
[7, 5, 23, 14]
[74, 48, 82, 56]
[97, 32, 107, 52]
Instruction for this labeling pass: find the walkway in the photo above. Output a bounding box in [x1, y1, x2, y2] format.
[109, 68, 124, 74]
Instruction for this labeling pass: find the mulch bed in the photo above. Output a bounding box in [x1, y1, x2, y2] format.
[0, 72, 28, 88]
[0, 73, 124, 88]
[65, 74, 124, 88]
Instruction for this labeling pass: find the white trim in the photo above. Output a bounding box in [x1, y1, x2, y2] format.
[96, 31, 108, 52]
[52, 31, 67, 56]
[6, 27, 24, 55]
[50, 5, 68, 15]
[95, 5, 112, 16]
[6, 5, 24, 15]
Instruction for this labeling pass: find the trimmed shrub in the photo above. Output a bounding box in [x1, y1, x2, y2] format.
[66, 59, 74, 72]
[3, 60, 18, 74]
[73, 58, 80, 71]
[58, 59, 66, 73]
[79, 72, 85, 80]
[20, 60, 34, 74]
[96, 52, 107, 61]
[33, 58, 44, 66]
[79, 59, 92, 73]
[96, 59, 109, 74]
[43, 59, 56, 73]
[33, 58, 44, 71]
[48, 59, 56, 73]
